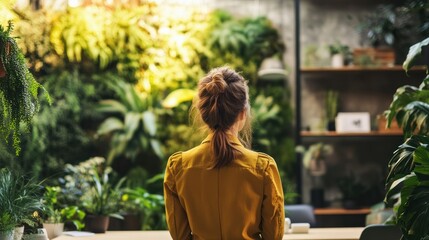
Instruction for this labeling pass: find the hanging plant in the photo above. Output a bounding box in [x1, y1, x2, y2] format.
[0, 21, 50, 155]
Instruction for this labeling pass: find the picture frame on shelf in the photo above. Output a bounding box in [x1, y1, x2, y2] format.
[335, 112, 371, 133]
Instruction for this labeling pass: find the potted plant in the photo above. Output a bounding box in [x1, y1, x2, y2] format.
[0, 21, 50, 155]
[296, 143, 333, 208]
[337, 173, 368, 209]
[384, 37, 429, 239]
[81, 163, 124, 233]
[325, 90, 339, 131]
[0, 168, 44, 240]
[112, 187, 164, 230]
[21, 212, 48, 240]
[328, 43, 349, 67]
[42, 186, 85, 239]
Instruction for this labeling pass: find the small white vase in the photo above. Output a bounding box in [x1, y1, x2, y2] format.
[331, 54, 344, 68]
[43, 223, 64, 240]
[13, 226, 24, 240]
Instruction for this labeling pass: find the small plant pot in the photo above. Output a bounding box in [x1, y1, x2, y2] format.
[85, 215, 110, 233]
[326, 120, 336, 131]
[0, 230, 15, 240]
[22, 228, 48, 240]
[43, 223, 64, 239]
[13, 226, 24, 240]
[331, 54, 344, 68]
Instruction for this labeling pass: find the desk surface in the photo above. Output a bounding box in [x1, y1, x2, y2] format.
[54, 228, 363, 240]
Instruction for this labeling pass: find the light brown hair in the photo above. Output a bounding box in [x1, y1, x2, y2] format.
[197, 67, 252, 168]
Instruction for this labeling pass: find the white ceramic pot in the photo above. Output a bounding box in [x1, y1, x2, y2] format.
[0, 230, 15, 240]
[331, 54, 344, 68]
[43, 223, 64, 240]
[13, 226, 24, 240]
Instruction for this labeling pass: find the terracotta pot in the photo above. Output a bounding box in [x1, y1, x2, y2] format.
[85, 215, 110, 233]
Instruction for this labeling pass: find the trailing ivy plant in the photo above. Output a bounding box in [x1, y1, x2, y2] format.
[0, 21, 50, 155]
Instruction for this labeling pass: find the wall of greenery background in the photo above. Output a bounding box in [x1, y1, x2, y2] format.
[0, 2, 296, 204]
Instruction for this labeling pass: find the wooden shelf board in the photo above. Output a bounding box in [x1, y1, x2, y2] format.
[301, 131, 403, 137]
[314, 208, 371, 215]
[301, 65, 426, 73]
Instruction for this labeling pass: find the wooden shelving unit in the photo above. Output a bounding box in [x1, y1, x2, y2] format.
[301, 131, 402, 137]
[301, 65, 426, 73]
[314, 208, 371, 228]
[314, 208, 371, 215]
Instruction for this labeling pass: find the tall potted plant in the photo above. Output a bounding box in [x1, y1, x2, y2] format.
[384, 37, 429, 240]
[0, 21, 50, 155]
[81, 164, 124, 233]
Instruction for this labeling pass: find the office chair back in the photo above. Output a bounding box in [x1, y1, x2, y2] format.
[284, 204, 316, 227]
[359, 224, 402, 240]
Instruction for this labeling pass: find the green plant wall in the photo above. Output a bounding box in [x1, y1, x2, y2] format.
[0, 2, 295, 210]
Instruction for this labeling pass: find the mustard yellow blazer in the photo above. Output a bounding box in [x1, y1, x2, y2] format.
[164, 134, 285, 240]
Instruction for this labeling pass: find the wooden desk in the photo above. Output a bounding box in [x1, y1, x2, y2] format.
[54, 228, 363, 240]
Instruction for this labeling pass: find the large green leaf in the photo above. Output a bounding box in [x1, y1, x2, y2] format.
[386, 135, 429, 186]
[97, 100, 127, 115]
[150, 139, 163, 159]
[142, 111, 156, 137]
[162, 89, 196, 108]
[403, 37, 429, 72]
[124, 112, 141, 141]
[399, 101, 429, 136]
[97, 117, 124, 135]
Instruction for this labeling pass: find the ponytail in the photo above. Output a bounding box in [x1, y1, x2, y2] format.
[211, 129, 237, 168]
[197, 67, 251, 168]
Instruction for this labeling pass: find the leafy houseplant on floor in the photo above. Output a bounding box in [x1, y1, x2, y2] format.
[0, 21, 50, 155]
[384, 37, 429, 240]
